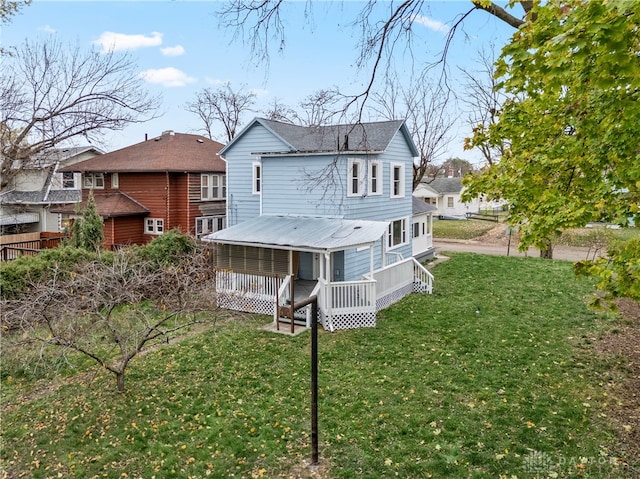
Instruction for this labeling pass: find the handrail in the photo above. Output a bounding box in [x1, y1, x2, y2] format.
[412, 257, 434, 293]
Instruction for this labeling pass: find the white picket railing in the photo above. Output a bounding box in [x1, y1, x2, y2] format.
[216, 270, 280, 297]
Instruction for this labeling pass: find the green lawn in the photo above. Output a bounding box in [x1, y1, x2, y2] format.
[433, 219, 498, 239]
[1, 254, 634, 478]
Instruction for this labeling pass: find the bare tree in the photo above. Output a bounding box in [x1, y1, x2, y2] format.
[459, 46, 510, 166]
[261, 97, 298, 123]
[0, 37, 161, 191]
[184, 83, 256, 142]
[297, 87, 346, 126]
[218, 1, 532, 119]
[1, 245, 221, 393]
[372, 77, 457, 190]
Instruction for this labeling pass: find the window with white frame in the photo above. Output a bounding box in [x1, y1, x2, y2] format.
[195, 215, 226, 238]
[201, 174, 226, 200]
[388, 218, 408, 249]
[252, 162, 261, 194]
[390, 163, 405, 198]
[144, 218, 164, 235]
[111, 173, 119, 189]
[347, 158, 364, 197]
[413, 222, 421, 238]
[83, 173, 104, 189]
[447, 196, 454, 208]
[62, 172, 75, 189]
[368, 160, 382, 196]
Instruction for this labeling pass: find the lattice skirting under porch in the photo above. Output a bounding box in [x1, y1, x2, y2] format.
[413, 280, 431, 293]
[376, 283, 414, 311]
[217, 292, 274, 316]
[320, 309, 376, 331]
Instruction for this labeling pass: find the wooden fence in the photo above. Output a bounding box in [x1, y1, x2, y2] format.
[0, 234, 65, 261]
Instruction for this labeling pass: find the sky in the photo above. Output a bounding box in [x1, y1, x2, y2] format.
[1, 0, 519, 165]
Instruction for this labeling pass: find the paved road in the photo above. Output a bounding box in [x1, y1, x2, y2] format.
[434, 238, 602, 262]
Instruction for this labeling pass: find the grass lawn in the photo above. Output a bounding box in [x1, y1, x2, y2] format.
[1, 254, 634, 478]
[433, 219, 498, 240]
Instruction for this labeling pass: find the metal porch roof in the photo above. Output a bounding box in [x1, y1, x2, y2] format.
[202, 215, 389, 252]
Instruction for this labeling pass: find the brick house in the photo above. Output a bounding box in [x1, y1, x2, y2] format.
[56, 130, 225, 249]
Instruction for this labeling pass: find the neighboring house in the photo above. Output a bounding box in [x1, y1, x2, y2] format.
[413, 177, 482, 218]
[0, 146, 104, 234]
[203, 118, 434, 331]
[414, 176, 506, 218]
[55, 130, 225, 249]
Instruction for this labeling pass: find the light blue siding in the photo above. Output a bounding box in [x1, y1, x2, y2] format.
[223, 124, 290, 226]
[224, 120, 416, 280]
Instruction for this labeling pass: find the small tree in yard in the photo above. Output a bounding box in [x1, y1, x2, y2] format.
[1, 239, 221, 393]
[70, 190, 104, 252]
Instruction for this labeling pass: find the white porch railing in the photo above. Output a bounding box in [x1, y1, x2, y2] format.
[216, 259, 432, 330]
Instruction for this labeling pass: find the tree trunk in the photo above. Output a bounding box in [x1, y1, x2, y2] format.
[116, 371, 125, 393]
[539, 239, 553, 259]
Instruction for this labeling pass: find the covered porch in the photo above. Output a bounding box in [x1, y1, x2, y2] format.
[203, 215, 433, 331]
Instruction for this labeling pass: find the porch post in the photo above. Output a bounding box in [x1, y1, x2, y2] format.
[369, 244, 374, 277]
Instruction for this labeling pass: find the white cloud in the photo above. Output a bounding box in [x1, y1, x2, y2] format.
[161, 45, 185, 56]
[205, 77, 229, 86]
[39, 25, 56, 34]
[139, 67, 196, 87]
[93, 31, 163, 53]
[411, 14, 449, 33]
[250, 88, 269, 98]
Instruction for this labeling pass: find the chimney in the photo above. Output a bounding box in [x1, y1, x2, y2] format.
[145, 133, 148, 141]
[162, 130, 175, 136]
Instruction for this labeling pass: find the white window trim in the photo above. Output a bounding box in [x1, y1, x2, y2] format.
[387, 217, 409, 250]
[83, 173, 105, 189]
[252, 162, 261, 195]
[447, 196, 455, 208]
[368, 160, 382, 196]
[111, 172, 119, 189]
[145, 218, 164, 235]
[390, 162, 405, 198]
[195, 215, 226, 238]
[347, 158, 365, 197]
[201, 174, 226, 201]
[62, 172, 76, 190]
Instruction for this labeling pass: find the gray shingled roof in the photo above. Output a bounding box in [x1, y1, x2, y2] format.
[412, 197, 438, 215]
[221, 118, 419, 156]
[422, 177, 463, 194]
[0, 189, 81, 205]
[30, 146, 104, 168]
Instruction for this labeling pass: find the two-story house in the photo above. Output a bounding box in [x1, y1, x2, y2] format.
[203, 118, 433, 331]
[56, 130, 225, 249]
[0, 146, 103, 235]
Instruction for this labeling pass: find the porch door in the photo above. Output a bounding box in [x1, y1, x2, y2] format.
[331, 251, 344, 282]
[298, 252, 319, 280]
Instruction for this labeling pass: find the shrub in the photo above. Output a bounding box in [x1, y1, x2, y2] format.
[136, 229, 198, 265]
[0, 247, 102, 300]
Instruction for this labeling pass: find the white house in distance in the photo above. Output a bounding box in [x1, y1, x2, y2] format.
[0, 146, 103, 234]
[203, 118, 434, 331]
[414, 177, 478, 218]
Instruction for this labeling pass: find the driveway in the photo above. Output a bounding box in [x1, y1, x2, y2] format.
[433, 238, 602, 262]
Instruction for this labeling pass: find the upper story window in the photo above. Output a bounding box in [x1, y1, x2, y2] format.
[390, 163, 405, 198]
[62, 172, 75, 189]
[201, 174, 226, 200]
[252, 162, 261, 195]
[83, 173, 104, 189]
[368, 160, 382, 196]
[111, 173, 119, 189]
[347, 158, 365, 197]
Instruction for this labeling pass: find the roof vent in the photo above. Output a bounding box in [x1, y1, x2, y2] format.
[197, 139, 204, 143]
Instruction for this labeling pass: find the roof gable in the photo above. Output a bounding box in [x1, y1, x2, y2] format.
[220, 117, 419, 157]
[423, 177, 464, 194]
[61, 131, 225, 173]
